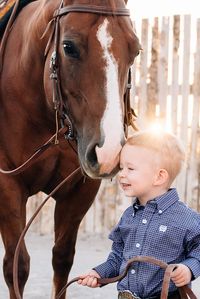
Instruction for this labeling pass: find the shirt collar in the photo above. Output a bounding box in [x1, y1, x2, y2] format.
[133, 198, 145, 212]
[150, 188, 180, 212]
[133, 188, 180, 214]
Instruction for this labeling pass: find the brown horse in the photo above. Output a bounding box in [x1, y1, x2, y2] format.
[0, 0, 140, 298]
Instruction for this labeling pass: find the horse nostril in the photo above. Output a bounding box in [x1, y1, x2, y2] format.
[86, 146, 98, 168]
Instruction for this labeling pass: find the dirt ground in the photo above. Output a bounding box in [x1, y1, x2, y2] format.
[0, 232, 200, 299]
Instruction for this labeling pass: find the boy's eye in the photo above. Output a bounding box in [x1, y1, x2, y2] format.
[128, 167, 134, 171]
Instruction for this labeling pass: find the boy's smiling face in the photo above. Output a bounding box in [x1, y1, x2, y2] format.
[118, 144, 162, 203]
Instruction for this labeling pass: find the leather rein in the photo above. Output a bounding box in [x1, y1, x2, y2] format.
[13, 166, 82, 299]
[55, 256, 197, 299]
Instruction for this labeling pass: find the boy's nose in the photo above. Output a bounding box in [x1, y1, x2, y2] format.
[118, 169, 126, 178]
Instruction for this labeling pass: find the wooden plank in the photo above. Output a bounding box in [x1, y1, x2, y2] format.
[130, 20, 138, 109]
[93, 180, 107, 233]
[158, 16, 169, 123]
[83, 203, 95, 233]
[186, 18, 200, 208]
[138, 18, 149, 128]
[180, 15, 191, 147]
[147, 17, 159, 121]
[26, 192, 55, 234]
[171, 15, 180, 134]
[177, 15, 191, 201]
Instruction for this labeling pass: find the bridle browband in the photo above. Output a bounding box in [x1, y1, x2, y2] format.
[53, 4, 130, 17]
[48, 1, 137, 141]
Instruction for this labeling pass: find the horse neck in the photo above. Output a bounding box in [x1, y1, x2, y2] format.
[0, 1, 61, 127]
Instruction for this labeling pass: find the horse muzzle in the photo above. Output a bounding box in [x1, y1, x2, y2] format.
[95, 142, 122, 175]
[78, 140, 121, 179]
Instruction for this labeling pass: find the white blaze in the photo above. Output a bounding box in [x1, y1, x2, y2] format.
[96, 18, 124, 174]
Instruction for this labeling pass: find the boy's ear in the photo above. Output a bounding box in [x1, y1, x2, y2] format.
[154, 169, 169, 186]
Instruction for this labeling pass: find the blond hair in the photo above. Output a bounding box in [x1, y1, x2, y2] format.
[126, 130, 185, 185]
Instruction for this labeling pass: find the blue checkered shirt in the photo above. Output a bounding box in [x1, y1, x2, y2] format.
[94, 188, 200, 298]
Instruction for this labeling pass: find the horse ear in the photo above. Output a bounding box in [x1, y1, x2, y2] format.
[124, 0, 128, 4]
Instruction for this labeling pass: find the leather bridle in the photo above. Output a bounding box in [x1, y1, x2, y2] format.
[0, 0, 137, 174]
[0, 0, 137, 144]
[46, 0, 137, 141]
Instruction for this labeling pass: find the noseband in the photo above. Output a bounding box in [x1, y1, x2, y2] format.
[48, 1, 137, 141]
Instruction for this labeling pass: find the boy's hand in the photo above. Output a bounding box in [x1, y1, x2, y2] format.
[77, 269, 101, 288]
[171, 264, 192, 287]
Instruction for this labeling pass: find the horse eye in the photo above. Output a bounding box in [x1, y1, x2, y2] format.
[63, 41, 80, 59]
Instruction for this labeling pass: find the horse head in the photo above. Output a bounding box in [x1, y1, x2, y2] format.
[43, 0, 140, 179]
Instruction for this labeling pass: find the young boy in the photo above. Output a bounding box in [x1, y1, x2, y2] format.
[78, 131, 200, 299]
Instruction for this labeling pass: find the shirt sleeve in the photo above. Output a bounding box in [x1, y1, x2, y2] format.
[182, 216, 200, 279]
[93, 219, 124, 278]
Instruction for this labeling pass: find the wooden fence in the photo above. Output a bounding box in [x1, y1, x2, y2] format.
[27, 14, 200, 235]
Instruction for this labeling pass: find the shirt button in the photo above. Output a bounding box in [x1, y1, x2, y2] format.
[131, 269, 135, 274]
[136, 243, 140, 248]
[158, 210, 163, 214]
[142, 219, 147, 224]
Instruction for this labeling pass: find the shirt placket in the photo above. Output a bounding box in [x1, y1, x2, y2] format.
[129, 202, 156, 296]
